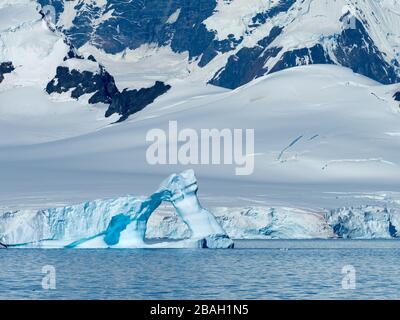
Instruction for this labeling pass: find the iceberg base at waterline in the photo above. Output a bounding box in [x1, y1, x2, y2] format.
[0, 170, 234, 249]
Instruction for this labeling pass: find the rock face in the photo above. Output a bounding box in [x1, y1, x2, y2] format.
[105, 81, 171, 122]
[394, 91, 400, 102]
[332, 18, 399, 85]
[37, 0, 222, 58]
[46, 59, 171, 120]
[46, 64, 119, 104]
[0, 170, 234, 249]
[0, 62, 14, 83]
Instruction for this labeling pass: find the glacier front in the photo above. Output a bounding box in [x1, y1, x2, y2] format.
[0, 170, 234, 249]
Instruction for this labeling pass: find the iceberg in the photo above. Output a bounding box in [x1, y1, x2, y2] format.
[0, 170, 234, 249]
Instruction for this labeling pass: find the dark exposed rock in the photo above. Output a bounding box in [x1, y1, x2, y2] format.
[87, 55, 97, 62]
[47, 62, 171, 121]
[105, 81, 171, 122]
[63, 45, 84, 61]
[198, 35, 243, 67]
[270, 44, 333, 74]
[0, 62, 15, 83]
[333, 18, 400, 85]
[46, 65, 119, 104]
[209, 27, 283, 89]
[393, 91, 400, 102]
[38, 0, 220, 57]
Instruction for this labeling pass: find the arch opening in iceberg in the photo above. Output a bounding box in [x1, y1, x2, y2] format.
[0, 170, 234, 249]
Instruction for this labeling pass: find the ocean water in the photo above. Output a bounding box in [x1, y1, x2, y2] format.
[0, 240, 399, 300]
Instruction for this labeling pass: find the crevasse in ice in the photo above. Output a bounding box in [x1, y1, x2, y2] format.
[0, 170, 234, 248]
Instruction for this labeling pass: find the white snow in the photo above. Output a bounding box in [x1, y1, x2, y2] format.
[48, 0, 400, 87]
[0, 2, 69, 87]
[79, 43, 190, 89]
[166, 8, 181, 24]
[63, 58, 100, 73]
[57, 0, 79, 30]
[0, 86, 110, 146]
[204, 0, 276, 41]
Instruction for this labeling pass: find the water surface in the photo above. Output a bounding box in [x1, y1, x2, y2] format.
[1, 240, 399, 299]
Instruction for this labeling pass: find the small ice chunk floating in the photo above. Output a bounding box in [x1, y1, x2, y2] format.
[0, 170, 233, 249]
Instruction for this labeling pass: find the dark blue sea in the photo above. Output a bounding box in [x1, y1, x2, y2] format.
[1, 240, 399, 300]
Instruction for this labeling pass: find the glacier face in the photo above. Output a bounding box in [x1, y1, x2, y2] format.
[326, 206, 400, 239]
[4, 192, 400, 245]
[147, 204, 400, 240]
[0, 170, 234, 248]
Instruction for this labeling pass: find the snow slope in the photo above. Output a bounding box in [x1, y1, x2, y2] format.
[1, 65, 400, 223]
[5, 64, 397, 188]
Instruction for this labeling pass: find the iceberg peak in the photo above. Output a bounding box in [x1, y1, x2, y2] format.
[0, 170, 233, 249]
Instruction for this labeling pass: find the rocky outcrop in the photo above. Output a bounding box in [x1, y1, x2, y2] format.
[46, 64, 119, 104]
[105, 81, 171, 122]
[46, 60, 170, 121]
[0, 62, 14, 83]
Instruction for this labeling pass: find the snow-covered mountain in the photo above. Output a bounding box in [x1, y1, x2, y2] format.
[1, 0, 400, 241]
[35, 0, 400, 89]
[2, 0, 400, 115]
[0, 0, 171, 121]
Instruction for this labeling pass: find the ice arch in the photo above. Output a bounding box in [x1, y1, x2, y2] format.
[0, 170, 233, 249]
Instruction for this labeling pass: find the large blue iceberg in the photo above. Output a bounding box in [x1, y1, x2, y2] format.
[0, 170, 233, 249]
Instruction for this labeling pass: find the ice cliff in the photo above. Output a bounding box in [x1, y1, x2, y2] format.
[325, 206, 400, 239]
[147, 205, 400, 240]
[0, 170, 234, 249]
[2, 171, 400, 244]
